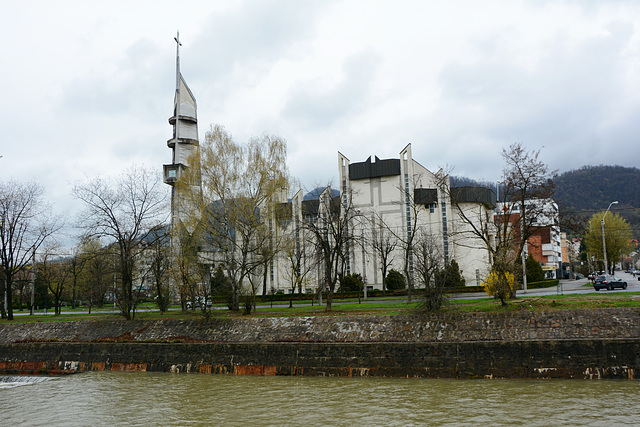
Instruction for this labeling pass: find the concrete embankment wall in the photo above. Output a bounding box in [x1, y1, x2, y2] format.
[1, 308, 639, 379]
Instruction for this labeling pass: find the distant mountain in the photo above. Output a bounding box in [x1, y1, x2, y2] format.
[552, 165, 640, 237]
[450, 176, 496, 189]
[453, 166, 640, 238]
[303, 187, 341, 201]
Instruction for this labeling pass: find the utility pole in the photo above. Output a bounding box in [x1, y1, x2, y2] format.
[602, 201, 618, 275]
[30, 247, 35, 315]
[520, 209, 527, 293]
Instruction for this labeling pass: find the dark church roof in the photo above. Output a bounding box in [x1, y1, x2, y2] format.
[349, 156, 401, 180]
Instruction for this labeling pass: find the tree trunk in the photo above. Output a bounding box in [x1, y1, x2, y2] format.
[261, 266, 268, 302]
[325, 281, 333, 311]
[6, 281, 14, 320]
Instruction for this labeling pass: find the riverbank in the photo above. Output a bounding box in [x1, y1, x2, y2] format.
[1, 308, 638, 379]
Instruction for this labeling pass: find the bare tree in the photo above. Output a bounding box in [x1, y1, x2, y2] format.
[0, 180, 60, 320]
[282, 231, 314, 307]
[78, 238, 111, 312]
[38, 244, 69, 316]
[391, 176, 426, 304]
[301, 186, 361, 311]
[501, 142, 556, 290]
[67, 244, 89, 309]
[169, 224, 201, 312]
[146, 226, 172, 313]
[370, 216, 397, 297]
[73, 166, 168, 320]
[413, 232, 446, 312]
[445, 143, 555, 304]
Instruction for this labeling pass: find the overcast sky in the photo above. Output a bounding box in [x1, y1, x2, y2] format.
[3, 0, 640, 235]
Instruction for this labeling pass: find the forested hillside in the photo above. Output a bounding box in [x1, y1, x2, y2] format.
[452, 165, 640, 238]
[553, 165, 640, 238]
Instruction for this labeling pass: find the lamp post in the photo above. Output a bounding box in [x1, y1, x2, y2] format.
[601, 201, 618, 275]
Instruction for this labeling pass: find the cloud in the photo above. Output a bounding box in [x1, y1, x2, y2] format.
[428, 18, 640, 180]
[188, 1, 327, 91]
[283, 48, 382, 128]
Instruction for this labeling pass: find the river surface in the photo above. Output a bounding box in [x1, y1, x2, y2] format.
[1, 372, 639, 426]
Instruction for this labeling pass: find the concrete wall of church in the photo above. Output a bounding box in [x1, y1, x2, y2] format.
[450, 202, 493, 286]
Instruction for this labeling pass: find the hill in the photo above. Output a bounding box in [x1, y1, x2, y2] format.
[553, 165, 640, 237]
[453, 166, 640, 238]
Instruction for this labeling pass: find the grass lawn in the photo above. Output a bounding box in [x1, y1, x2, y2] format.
[2, 291, 640, 323]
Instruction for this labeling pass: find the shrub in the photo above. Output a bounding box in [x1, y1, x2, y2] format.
[341, 273, 364, 292]
[418, 272, 447, 313]
[435, 260, 466, 288]
[210, 266, 233, 310]
[482, 270, 515, 300]
[385, 269, 406, 290]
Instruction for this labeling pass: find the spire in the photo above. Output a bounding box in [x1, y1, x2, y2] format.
[163, 32, 202, 236]
[164, 31, 199, 188]
[174, 31, 182, 136]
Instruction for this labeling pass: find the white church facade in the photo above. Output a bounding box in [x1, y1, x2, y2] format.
[161, 35, 496, 296]
[335, 145, 496, 290]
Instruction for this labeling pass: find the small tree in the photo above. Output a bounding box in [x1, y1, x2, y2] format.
[524, 254, 545, 283]
[282, 232, 313, 308]
[385, 269, 406, 290]
[413, 233, 447, 312]
[370, 217, 397, 297]
[38, 245, 69, 316]
[584, 211, 633, 274]
[301, 185, 361, 311]
[146, 227, 172, 314]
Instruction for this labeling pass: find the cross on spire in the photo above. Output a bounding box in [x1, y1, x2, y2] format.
[174, 30, 181, 93]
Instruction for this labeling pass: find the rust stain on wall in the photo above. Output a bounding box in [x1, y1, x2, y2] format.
[111, 363, 147, 372]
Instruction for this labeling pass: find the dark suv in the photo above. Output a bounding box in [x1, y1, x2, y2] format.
[593, 275, 627, 291]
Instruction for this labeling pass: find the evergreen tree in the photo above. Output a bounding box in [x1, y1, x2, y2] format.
[525, 253, 545, 283]
[385, 269, 406, 290]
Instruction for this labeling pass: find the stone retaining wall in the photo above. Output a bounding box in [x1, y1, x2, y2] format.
[1, 308, 639, 344]
[1, 308, 639, 379]
[0, 340, 638, 379]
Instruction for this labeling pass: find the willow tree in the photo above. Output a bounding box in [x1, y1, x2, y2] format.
[179, 124, 289, 312]
[584, 212, 633, 274]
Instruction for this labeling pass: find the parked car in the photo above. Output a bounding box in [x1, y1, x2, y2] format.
[186, 297, 213, 310]
[593, 275, 627, 291]
[588, 271, 605, 281]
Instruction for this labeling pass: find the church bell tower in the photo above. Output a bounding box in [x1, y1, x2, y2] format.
[163, 31, 201, 232]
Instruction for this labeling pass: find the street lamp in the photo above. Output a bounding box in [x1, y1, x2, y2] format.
[601, 201, 618, 275]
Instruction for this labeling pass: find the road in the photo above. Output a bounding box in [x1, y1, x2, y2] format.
[441, 270, 640, 301]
